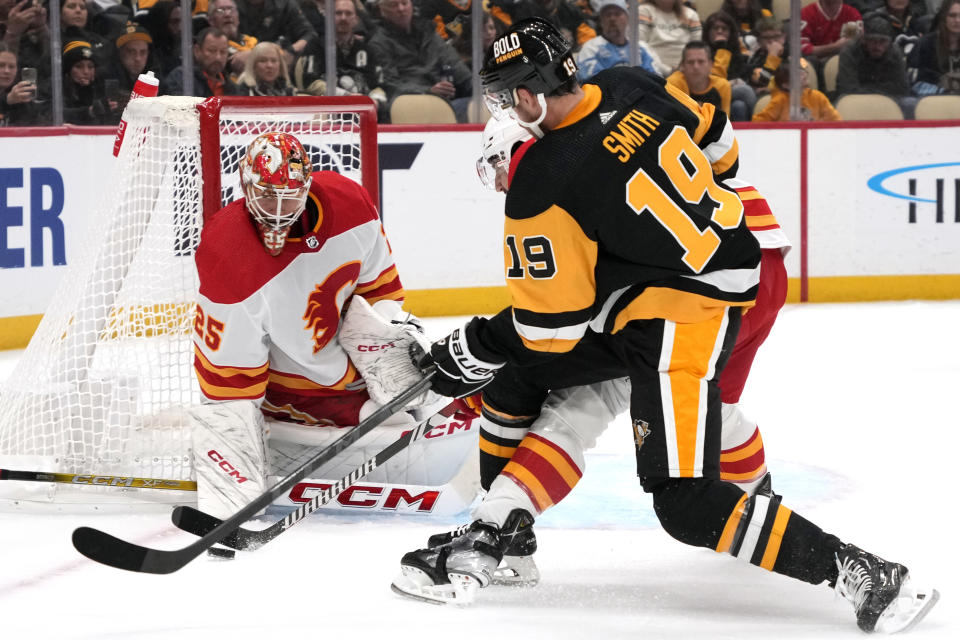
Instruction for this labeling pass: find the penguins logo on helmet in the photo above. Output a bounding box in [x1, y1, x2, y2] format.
[480, 18, 578, 134]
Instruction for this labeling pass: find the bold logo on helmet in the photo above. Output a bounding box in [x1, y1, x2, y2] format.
[303, 261, 362, 354]
[493, 32, 523, 64]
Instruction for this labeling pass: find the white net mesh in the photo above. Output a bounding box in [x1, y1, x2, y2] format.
[0, 96, 372, 506]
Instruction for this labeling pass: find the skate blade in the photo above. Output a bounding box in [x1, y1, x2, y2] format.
[492, 556, 540, 587]
[875, 582, 940, 634]
[390, 566, 478, 606]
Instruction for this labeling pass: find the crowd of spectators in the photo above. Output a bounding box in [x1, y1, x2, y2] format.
[0, 0, 958, 126]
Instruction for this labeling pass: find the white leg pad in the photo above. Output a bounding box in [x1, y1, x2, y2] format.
[190, 400, 269, 519]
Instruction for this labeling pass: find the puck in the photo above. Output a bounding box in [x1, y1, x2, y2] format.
[207, 546, 236, 560]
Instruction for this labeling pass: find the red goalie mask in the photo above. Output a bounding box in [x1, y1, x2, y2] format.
[239, 131, 314, 255]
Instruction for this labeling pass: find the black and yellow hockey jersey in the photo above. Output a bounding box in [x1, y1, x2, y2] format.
[479, 66, 762, 365]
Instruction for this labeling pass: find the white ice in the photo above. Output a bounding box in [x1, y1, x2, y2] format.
[0, 301, 956, 639]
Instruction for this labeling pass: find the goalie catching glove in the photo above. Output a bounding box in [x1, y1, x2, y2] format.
[421, 317, 505, 399]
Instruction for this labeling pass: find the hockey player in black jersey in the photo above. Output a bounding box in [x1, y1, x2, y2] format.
[391, 17, 938, 633]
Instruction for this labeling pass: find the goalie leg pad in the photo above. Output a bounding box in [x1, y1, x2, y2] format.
[190, 400, 269, 520]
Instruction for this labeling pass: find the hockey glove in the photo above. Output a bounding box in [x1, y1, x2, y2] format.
[420, 317, 505, 399]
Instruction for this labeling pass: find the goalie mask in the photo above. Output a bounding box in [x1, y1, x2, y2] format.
[240, 131, 313, 255]
[476, 117, 532, 192]
[480, 17, 577, 134]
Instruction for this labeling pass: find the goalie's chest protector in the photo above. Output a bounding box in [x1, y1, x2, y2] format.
[195, 174, 398, 390]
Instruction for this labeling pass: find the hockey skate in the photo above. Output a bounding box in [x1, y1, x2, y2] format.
[391, 509, 535, 605]
[425, 509, 540, 587]
[834, 544, 939, 633]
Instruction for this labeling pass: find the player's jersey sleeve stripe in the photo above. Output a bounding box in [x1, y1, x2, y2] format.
[194, 346, 269, 401]
[513, 315, 591, 353]
[267, 362, 362, 395]
[355, 264, 400, 294]
[681, 266, 760, 293]
[504, 205, 597, 353]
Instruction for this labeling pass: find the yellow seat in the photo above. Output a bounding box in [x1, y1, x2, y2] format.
[752, 93, 772, 117]
[389, 94, 457, 124]
[834, 94, 904, 121]
[914, 95, 960, 120]
[823, 55, 840, 94]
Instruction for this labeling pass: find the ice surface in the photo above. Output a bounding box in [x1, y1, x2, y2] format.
[0, 301, 956, 639]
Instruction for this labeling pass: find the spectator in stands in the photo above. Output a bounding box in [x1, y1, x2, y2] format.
[141, 1, 183, 78]
[1, 0, 47, 89]
[111, 21, 156, 106]
[420, 0, 472, 41]
[449, 9, 501, 69]
[236, 0, 317, 65]
[576, 0, 665, 78]
[60, 0, 116, 78]
[302, 0, 378, 37]
[667, 40, 732, 113]
[61, 34, 119, 124]
[237, 41, 297, 95]
[637, 0, 701, 72]
[863, 0, 931, 56]
[801, 0, 864, 63]
[86, 0, 134, 39]
[2, 0, 43, 57]
[744, 15, 784, 93]
[295, 0, 386, 119]
[752, 57, 842, 120]
[367, 0, 472, 122]
[837, 13, 915, 115]
[720, 0, 772, 51]
[208, 0, 256, 78]
[909, 0, 960, 95]
[162, 26, 241, 96]
[703, 10, 756, 119]
[0, 41, 40, 125]
[487, 0, 597, 49]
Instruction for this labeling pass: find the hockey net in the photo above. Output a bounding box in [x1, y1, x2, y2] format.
[0, 96, 378, 509]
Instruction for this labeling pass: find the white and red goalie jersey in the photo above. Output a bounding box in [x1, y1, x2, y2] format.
[193, 171, 404, 426]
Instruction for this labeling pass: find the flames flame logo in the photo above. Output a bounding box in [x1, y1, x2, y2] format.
[303, 262, 362, 353]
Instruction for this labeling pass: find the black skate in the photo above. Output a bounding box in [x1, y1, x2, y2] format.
[391, 509, 534, 605]
[834, 544, 939, 633]
[426, 509, 539, 587]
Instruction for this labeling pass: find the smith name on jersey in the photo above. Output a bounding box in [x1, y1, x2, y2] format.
[485, 66, 762, 363]
[193, 172, 403, 419]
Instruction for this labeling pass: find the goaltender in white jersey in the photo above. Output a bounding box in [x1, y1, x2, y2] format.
[187, 131, 471, 521]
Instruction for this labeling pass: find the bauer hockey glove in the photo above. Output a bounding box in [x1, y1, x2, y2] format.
[419, 317, 505, 399]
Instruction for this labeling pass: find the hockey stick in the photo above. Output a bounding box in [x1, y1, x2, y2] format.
[171, 399, 466, 550]
[0, 469, 197, 491]
[70, 373, 434, 574]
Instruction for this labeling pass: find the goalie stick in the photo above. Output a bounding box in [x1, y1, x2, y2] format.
[171, 398, 467, 550]
[71, 373, 434, 574]
[0, 469, 196, 491]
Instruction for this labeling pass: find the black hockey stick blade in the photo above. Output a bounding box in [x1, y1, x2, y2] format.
[172, 399, 463, 551]
[71, 374, 434, 573]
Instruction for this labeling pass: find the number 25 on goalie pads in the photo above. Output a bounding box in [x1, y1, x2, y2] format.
[271, 412, 480, 517]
